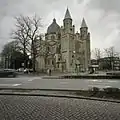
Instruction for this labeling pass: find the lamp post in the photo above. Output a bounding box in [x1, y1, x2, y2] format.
[111, 61, 114, 71]
[5, 56, 9, 69]
[73, 50, 78, 74]
[27, 53, 31, 69]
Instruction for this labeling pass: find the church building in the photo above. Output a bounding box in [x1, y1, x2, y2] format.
[36, 8, 91, 73]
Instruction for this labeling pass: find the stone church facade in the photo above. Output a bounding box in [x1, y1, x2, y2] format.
[36, 8, 91, 73]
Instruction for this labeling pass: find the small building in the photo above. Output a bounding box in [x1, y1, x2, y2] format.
[91, 57, 120, 71]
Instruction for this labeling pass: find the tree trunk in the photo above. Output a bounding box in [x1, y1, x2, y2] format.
[5, 58, 7, 69]
[32, 41, 36, 73]
[23, 42, 26, 69]
[45, 57, 47, 68]
[24, 58, 26, 69]
[32, 54, 36, 73]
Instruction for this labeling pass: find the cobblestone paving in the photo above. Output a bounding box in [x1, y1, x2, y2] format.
[0, 95, 120, 120]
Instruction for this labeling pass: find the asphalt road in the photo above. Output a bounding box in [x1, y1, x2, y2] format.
[0, 76, 120, 90]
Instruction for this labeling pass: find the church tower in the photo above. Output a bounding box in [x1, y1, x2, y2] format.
[80, 18, 91, 71]
[63, 8, 74, 33]
[80, 18, 88, 39]
[61, 8, 75, 72]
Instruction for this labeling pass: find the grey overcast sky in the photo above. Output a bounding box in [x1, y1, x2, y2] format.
[0, 0, 120, 54]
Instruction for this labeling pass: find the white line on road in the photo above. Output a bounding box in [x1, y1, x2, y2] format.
[88, 85, 112, 88]
[28, 79, 34, 81]
[0, 84, 21, 87]
[12, 84, 21, 86]
[108, 80, 119, 83]
[28, 77, 42, 82]
[87, 80, 103, 82]
[60, 82, 68, 84]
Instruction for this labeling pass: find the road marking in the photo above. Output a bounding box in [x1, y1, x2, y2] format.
[104, 86, 112, 88]
[28, 77, 41, 82]
[12, 84, 21, 86]
[87, 80, 102, 82]
[108, 80, 118, 83]
[28, 79, 34, 81]
[88, 85, 112, 88]
[60, 82, 68, 84]
[0, 84, 21, 87]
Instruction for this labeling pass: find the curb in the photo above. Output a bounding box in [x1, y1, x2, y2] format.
[42, 76, 61, 79]
[42, 75, 120, 79]
[0, 92, 120, 103]
[0, 88, 120, 103]
[0, 88, 87, 92]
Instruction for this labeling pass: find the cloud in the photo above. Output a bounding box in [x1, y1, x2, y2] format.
[88, 0, 120, 13]
[0, 0, 120, 56]
[86, 0, 120, 52]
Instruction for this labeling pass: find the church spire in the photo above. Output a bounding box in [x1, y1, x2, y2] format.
[64, 8, 72, 19]
[81, 18, 87, 28]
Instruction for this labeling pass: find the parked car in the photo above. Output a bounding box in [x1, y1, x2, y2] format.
[18, 68, 24, 72]
[106, 71, 120, 76]
[0, 69, 17, 77]
[29, 69, 33, 73]
[24, 68, 29, 74]
[24, 68, 34, 73]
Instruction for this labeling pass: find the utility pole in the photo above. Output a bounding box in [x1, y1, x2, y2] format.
[73, 50, 78, 75]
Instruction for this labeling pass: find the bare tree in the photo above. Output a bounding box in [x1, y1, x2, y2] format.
[93, 48, 102, 66]
[31, 35, 44, 72]
[1, 40, 21, 58]
[93, 48, 102, 60]
[12, 15, 43, 72]
[12, 15, 31, 69]
[1, 40, 22, 68]
[104, 47, 119, 70]
[104, 47, 118, 58]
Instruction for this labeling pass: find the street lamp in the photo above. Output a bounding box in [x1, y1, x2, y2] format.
[29, 56, 32, 59]
[111, 61, 114, 71]
[27, 53, 31, 69]
[73, 51, 76, 54]
[73, 50, 78, 74]
[27, 53, 30, 56]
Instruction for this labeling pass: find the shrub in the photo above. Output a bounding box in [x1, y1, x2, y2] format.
[89, 87, 100, 93]
[103, 87, 120, 93]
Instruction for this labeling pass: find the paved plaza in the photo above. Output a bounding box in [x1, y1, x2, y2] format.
[0, 95, 120, 120]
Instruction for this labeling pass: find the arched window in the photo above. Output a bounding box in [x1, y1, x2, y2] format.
[45, 36, 48, 40]
[51, 35, 55, 40]
[48, 60, 50, 65]
[58, 34, 61, 39]
[52, 60, 54, 65]
[47, 46, 50, 51]
[58, 64, 59, 68]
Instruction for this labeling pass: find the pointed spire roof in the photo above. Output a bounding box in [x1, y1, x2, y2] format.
[81, 18, 87, 28]
[64, 8, 72, 19]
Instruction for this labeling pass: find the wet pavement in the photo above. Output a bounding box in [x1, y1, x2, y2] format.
[0, 76, 120, 90]
[18, 78, 120, 90]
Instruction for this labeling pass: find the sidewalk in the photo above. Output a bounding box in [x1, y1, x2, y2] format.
[42, 71, 107, 79]
[42, 71, 120, 79]
[17, 71, 108, 79]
